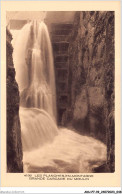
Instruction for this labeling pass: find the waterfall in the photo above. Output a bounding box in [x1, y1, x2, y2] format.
[12, 20, 106, 173]
[13, 21, 58, 151]
[13, 21, 57, 120]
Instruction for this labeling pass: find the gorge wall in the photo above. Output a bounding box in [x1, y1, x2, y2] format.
[7, 28, 23, 172]
[62, 11, 114, 172]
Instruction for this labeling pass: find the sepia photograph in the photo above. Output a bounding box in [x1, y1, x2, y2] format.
[6, 10, 115, 174]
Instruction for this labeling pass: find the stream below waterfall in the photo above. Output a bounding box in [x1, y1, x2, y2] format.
[20, 107, 106, 173]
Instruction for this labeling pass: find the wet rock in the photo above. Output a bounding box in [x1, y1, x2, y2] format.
[6, 28, 23, 172]
[66, 11, 114, 172]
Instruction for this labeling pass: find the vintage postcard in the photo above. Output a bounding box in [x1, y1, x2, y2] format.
[1, 1, 121, 188]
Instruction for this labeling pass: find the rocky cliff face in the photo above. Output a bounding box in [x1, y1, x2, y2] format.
[7, 28, 23, 172]
[63, 11, 114, 172]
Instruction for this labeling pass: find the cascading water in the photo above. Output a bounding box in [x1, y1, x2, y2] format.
[13, 20, 58, 150]
[13, 21, 57, 120]
[13, 20, 106, 173]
